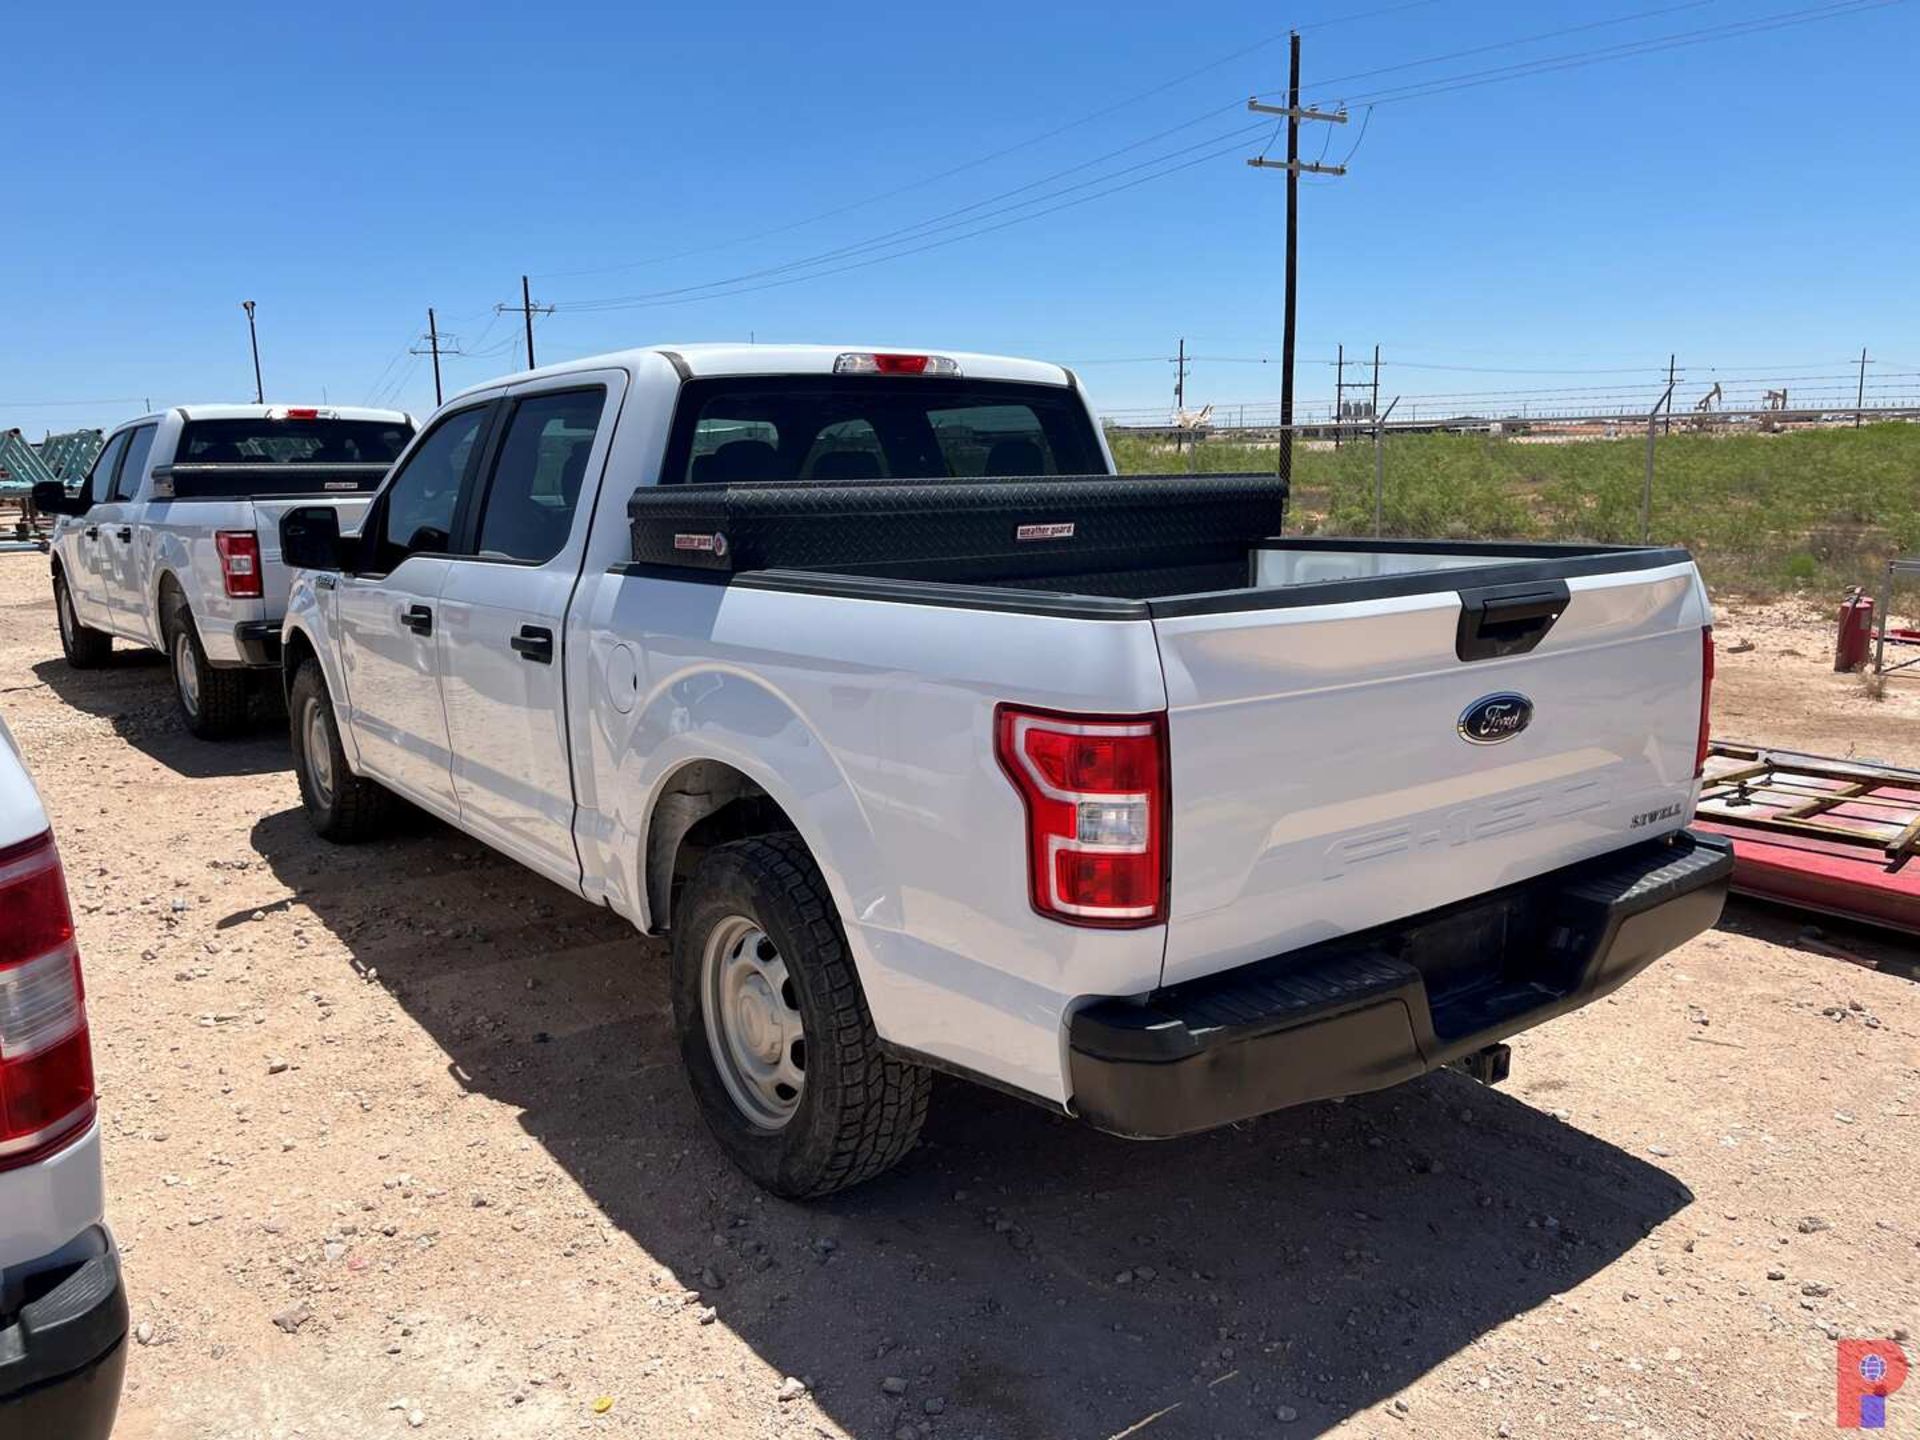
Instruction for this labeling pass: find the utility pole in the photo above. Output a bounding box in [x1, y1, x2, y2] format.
[1664, 354, 1675, 436]
[1370, 344, 1381, 432]
[1644, 377, 1678, 544]
[411, 307, 462, 407]
[1856, 346, 1871, 426]
[1372, 394, 1400, 537]
[1173, 337, 1189, 456]
[497, 275, 554, 370]
[241, 300, 263, 404]
[1247, 34, 1347, 511]
[1334, 343, 1344, 449]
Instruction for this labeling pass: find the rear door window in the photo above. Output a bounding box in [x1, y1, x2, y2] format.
[112, 424, 159, 501]
[469, 389, 605, 564]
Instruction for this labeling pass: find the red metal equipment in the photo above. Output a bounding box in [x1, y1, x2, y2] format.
[1835, 589, 1874, 671]
[1695, 742, 1920, 936]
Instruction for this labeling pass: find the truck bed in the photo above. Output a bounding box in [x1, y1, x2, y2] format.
[625, 471, 1711, 989]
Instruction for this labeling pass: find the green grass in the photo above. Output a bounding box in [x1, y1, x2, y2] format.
[1108, 422, 1920, 596]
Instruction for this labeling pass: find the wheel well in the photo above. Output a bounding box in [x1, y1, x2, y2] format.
[282, 627, 318, 701]
[155, 571, 187, 631]
[645, 760, 796, 932]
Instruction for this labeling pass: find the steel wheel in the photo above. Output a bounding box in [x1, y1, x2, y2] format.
[700, 914, 807, 1130]
[172, 629, 202, 718]
[57, 584, 76, 647]
[302, 696, 335, 808]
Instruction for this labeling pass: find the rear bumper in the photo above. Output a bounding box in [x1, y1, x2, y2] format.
[0, 1231, 128, 1440]
[226, 619, 281, 669]
[1069, 830, 1733, 1138]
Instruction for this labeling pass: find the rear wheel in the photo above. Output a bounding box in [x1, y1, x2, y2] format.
[671, 833, 930, 1198]
[289, 660, 393, 842]
[166, 603, 249, 739]
[53, 573, 112, 668]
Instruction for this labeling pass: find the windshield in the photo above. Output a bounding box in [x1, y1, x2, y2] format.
[177, 418, 413, 465]
[660, 377, 1104, 484]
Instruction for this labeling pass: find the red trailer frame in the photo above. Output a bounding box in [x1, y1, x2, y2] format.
[1694, 742, 1920, 936]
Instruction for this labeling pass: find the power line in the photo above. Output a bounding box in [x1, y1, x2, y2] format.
[367, 351, 423, 411]
[362, 333, 416, 406]
[533, 0, 1438, 282]
[1333, 0, 1900, 107]
[556, 119, 1269, 311]
[1271, 0, 1732, 99]
[554, 130, 1265, 313]
[538, 2, 1899, 323]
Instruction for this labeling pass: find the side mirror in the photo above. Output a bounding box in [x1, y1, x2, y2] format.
[281, 506, 348, 572]
[31, 481, 85, 517]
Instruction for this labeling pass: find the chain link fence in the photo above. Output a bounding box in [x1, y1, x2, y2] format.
[1108, 408, 1920, 595]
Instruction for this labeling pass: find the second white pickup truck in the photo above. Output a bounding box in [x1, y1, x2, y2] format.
[277, 344, 1731, 1197]
[36, 405, 413, 737]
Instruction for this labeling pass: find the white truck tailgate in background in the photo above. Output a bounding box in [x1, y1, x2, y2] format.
[255, 496, 374, 608]
[1154, 562, 1707, 987]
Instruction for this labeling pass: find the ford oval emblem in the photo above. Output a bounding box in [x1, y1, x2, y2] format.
[1458, 692, 1533, 745]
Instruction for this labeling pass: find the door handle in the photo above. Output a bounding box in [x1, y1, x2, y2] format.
[510, 625, 554, 664]
[402, 604, 434, 637]
[84, 526, 99, 540]
[116, 526, 132, 542]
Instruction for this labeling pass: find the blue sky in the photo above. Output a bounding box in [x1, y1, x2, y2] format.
[3, 0, 1914, 438]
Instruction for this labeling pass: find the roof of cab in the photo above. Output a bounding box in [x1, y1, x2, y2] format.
[107, 404, 415, 430]
[443, 344, 1076, 408]
[170, 404, 413, 423]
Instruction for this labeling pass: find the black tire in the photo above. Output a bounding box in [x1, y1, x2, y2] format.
[165, 602, 249, 739]
[289, 660, 393, 843]
[671, 833, 931, 1198]
[53, 572, 112, 669]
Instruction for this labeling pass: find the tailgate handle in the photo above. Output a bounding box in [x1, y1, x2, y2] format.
[1456, 581, 1569, 662]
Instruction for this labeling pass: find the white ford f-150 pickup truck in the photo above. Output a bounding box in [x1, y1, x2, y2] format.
[277, 344, 1731, 1197]
[36, 404, 413, 737]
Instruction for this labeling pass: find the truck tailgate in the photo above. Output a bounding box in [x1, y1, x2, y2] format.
[1153, 555, 1710, 986]
[254, 495, 373, 608]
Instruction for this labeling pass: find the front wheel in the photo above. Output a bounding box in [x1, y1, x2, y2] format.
[53, 573, 112, 668]
[671, 834, 930, 1198]
[167, 606, 249, 739]
[289, 660, 393, 843]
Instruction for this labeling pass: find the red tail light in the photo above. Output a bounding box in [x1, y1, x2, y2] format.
[832, 352, 962, 378]
[1696, 626, 1715, 777]
[0, 831, 95, 1170]
[995, 706, 1168, 928]
[216, 530, 263, 598]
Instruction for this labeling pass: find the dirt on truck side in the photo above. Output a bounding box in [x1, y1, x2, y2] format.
[0, 560, 1913, 1440]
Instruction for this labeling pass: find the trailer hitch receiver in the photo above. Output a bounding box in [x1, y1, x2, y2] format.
[1448, 1043, 1511, 1087]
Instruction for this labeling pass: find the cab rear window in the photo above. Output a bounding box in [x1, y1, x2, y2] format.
[661, 377, 1102, 484]
[177, 419, 412, 465]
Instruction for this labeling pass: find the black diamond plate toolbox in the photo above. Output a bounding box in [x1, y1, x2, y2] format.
[625, 472, 1288, 578]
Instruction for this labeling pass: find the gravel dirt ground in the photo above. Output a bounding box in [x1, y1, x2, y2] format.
[2, 561, 1916, 1440]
